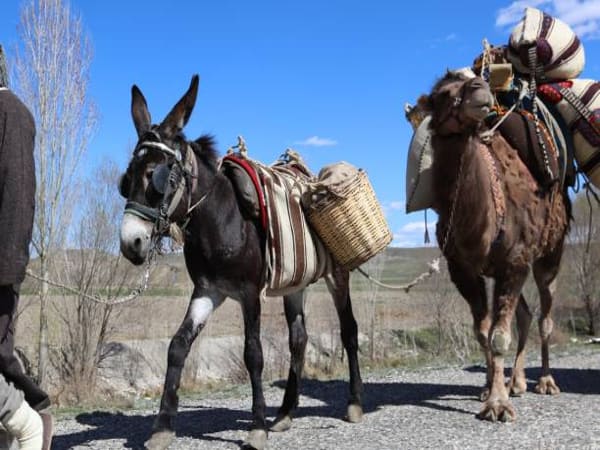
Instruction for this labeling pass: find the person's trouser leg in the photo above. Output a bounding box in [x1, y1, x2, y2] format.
[0, 285, 50, 411]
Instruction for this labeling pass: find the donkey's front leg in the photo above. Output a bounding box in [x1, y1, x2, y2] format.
[240, 294, 267, 450]
[146, 290, 225, 450]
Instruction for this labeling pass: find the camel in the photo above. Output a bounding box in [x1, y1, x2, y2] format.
[413, 71, 571, 422]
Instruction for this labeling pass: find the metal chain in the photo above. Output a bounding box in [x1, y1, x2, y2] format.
[25, 248, 156, 306]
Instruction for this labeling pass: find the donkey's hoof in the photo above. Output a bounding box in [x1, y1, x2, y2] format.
[145, 430, 175, 450]
[535, 375, 560, 395]
[345, 404, 363, 423]
[242, 429, 267, 450]
[270, 414, 292, 432]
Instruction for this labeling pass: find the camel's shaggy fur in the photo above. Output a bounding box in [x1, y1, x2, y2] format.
[421, 71, 571, 422]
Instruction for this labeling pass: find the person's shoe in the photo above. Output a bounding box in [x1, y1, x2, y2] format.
[38, 410, 53, 450]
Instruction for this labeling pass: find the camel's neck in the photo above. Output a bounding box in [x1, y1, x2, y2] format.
[431, 133, 496, 244]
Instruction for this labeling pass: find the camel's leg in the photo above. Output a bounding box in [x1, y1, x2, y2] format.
[479, 268, 529, 422]
[146, 290, 225, 450]
[532, 243, 564, 395]
[241, 292, 269, 450]
[447, 260, 492, 400]
[325, 265, 363, 423]
[507, 294, 532, 397]
[271, 291, 308, 432]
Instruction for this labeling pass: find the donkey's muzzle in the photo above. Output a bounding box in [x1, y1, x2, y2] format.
[120, 213, 153, 265]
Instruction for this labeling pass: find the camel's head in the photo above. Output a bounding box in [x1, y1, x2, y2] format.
[425, 69, 494, 136]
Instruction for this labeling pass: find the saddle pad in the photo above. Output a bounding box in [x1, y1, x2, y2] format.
[405, 115, 434, 213]
[255, 163, 330, 296]
[537, 79, 600, 187]
[508, 7, 585, 82]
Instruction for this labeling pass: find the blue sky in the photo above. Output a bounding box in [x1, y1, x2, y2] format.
[2, 0, 600, 247]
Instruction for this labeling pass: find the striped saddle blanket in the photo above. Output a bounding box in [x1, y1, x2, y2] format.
[223, 154, 330, 296]
[255, 161, 330, 296]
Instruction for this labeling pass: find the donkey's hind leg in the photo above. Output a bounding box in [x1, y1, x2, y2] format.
[146, 290, 225, 450]
[507, 294, 532, 397]
[325, 265, 363, 423]
[271, 290, 308, 432]
[532, 245, 563, 395]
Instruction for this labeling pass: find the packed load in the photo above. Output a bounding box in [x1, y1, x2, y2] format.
[304, 161, 393, 270]
[405, 6, 600, 215]
[507, 7, 585, 82]
[537, 79, 600, 187]
[224, 144, 392, 277]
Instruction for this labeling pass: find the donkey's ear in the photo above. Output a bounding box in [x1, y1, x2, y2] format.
[159, 75, 199, 138]
[131, 85, 152, 137]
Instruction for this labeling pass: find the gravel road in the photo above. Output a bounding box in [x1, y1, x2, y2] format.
[53, 346, 599, 450]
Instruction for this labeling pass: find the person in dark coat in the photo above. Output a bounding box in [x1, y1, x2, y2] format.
[0, 44, 52, 450]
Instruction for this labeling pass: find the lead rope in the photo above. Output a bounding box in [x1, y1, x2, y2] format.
[355, 258, 440, 293]
[25, 245, 156, 306]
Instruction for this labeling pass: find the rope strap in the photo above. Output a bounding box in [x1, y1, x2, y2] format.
[355, 258, 440, 293]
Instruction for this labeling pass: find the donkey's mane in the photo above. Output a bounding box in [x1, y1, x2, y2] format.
[190, 134, 219, 171]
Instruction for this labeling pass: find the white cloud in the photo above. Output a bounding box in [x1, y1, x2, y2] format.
[496, 0, 600, 39]
[445, 33, 458, 41]
[401, 221, 432, 232]
[382, 200, 405, 216]
[390, 220, 438, 247]
[294, 136, 338, 147]
[496, 0, 548, 27]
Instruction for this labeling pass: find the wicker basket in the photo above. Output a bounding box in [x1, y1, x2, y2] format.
[306, 170, 392, 270]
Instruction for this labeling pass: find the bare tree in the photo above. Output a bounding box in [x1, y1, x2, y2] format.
[12, 0, 97, 387]
[51, 161, 132, 404]
[567, 191, 600, 336]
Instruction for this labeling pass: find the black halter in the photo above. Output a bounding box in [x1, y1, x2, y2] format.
[122, 130, 195, 236]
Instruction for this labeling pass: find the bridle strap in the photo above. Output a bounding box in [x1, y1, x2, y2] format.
[125, 200, 160, 222]
[136, 140, 183, 161]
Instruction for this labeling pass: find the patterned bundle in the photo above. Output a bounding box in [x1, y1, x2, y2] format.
[538, 79, 600, 187]
[508, 7, 585, 82]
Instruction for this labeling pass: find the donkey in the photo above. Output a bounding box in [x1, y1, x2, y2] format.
[417, 71, 570, 422]
[118, 75, 363, 450]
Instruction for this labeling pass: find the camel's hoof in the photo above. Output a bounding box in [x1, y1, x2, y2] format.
[507, 379, 527, 397]
[535, 375, 560, 395]
[345, 404, 363, 423]
[145, 430, 175, 450]
[270, 414, 292, 432]
[479, 387, 491, 402]
[478, 399, 516, 423]
[242, 429, 267, 450]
